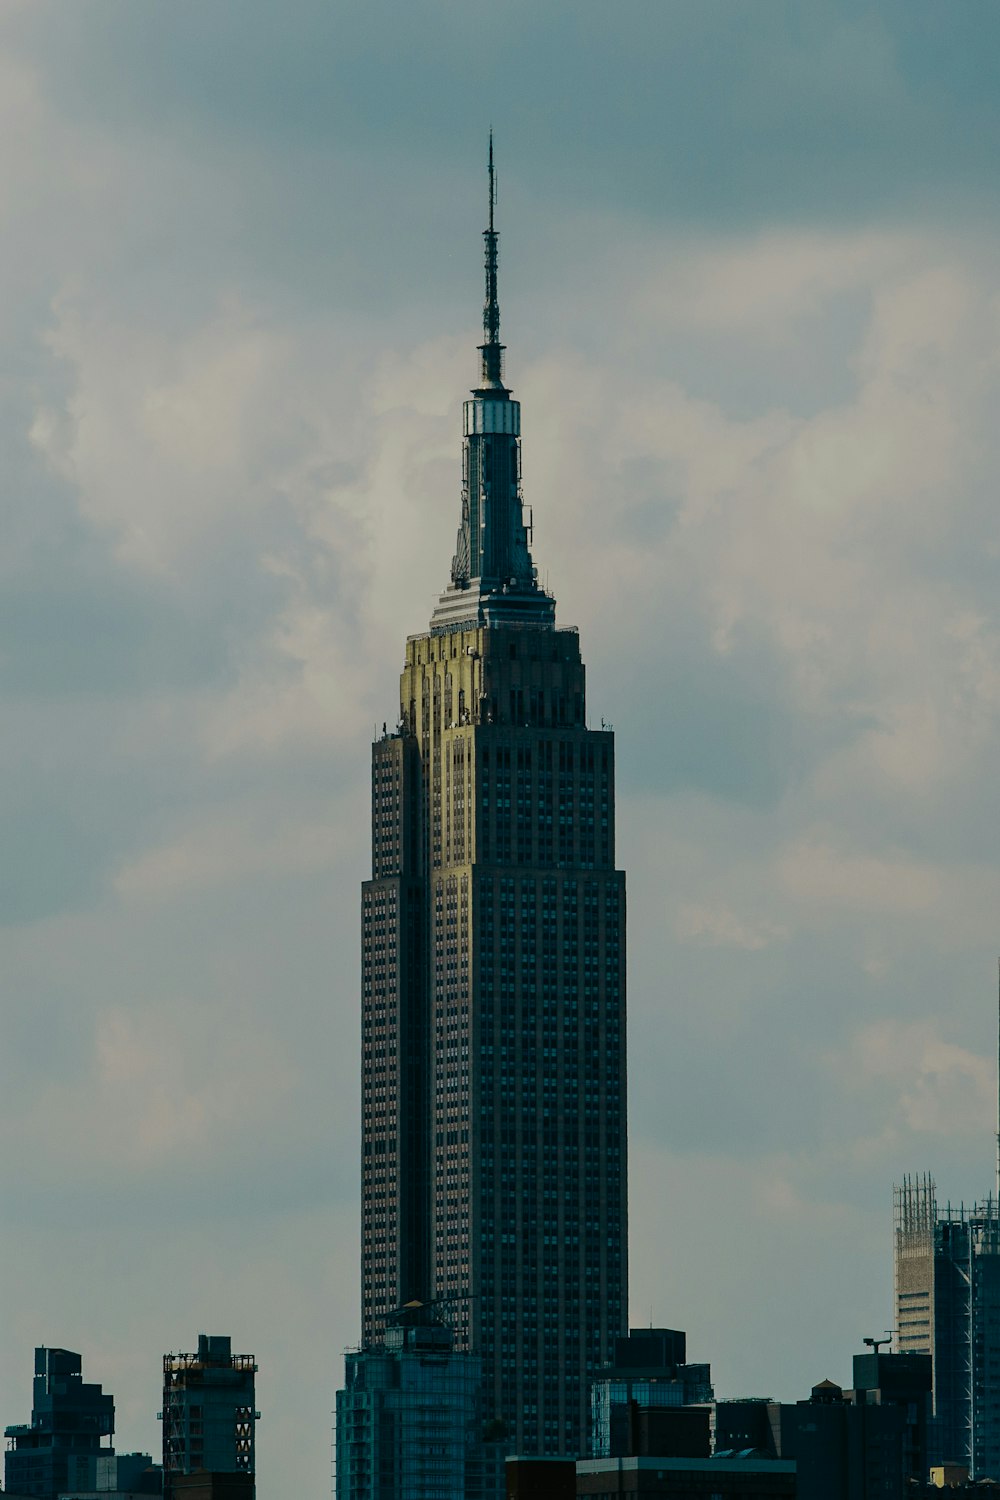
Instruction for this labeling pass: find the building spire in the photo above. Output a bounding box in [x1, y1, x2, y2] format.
[479, 131, 505, 391]
[430, 138, 555, 632]
[489, 128, 495, 232]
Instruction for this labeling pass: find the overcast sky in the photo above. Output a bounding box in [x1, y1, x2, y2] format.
[4, 2, 1000, 1493]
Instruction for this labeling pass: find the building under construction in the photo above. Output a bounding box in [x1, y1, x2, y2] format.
[894, 1174, 1000, 1476]
[160, 1335, 257, 1500]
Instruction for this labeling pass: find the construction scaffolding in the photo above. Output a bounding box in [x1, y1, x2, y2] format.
[159, 1336, 258, 1500]
[894, 1177, 1000, 1477]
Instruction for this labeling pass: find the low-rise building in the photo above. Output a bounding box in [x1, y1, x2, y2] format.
[590, 1329, 713, 1459]
[58, 1449, 161, 1497]
[575, 1455, 795, 1497]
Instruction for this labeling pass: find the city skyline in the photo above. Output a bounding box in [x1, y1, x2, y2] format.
[5, 4, 1000, 1498]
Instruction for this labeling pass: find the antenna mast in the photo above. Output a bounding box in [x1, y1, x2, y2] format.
[479, 130, 505, 390]
[995, 957, 999, 1205]
[489, 129, 496, 233]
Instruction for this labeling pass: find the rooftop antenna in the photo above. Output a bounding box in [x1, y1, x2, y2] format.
[995, 957, 999, 1205]
[478, 129, 505, 391]
[489, 127, 496, 234]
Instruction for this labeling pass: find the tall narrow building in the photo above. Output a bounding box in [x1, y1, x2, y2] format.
[893, 990, 1000, 1478]
[356, 142, 628, 1465]
[160, 1335, 257, 1500]
[894, 1175, 1000, 1475]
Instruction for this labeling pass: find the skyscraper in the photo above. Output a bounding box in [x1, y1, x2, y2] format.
[355, 141, 628, 1465]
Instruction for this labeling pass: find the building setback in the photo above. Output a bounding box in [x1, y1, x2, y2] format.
[350, 139, 628, 1473]
[160, 1335, 257, 1500]
[4, 1348, 114, 1500]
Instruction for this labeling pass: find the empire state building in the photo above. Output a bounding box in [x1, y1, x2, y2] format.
[358, 144, 627, 1462]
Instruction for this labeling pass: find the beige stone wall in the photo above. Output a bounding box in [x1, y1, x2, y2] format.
[895, 1229, 934, 1357]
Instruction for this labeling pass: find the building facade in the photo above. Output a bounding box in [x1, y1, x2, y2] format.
[591, 1329, 713, 1459]
[894, 1175, 1000, 1475]
[716, 1359, 931, 1500]
[4, 1347, 115, 1500]
[575, 1457, 795, 1498]
[335, 1303, 500, 1500]
[59, 1450, 161, 1499]
[852, 1350, 932, 1487]
[160, 1336, 257, 1500]
[354, 142, 628, 1467]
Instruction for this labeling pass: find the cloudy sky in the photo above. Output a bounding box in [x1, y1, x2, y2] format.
[3, 0, 1000, 1492]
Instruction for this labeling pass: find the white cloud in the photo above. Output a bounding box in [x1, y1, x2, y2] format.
[114, 802, 347, 901]
[18, 1002, 299, 1172]
[842, 1018, 994, 1142]
[776, 835, 941, 916]
[634, 228, 905, 338]
[35, 298, 304, 571]
[676, 902, 789, 951]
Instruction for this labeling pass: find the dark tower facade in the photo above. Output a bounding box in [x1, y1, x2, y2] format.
[160, 1335, 257, 1500]
[359, 143, 628, 1461]
[4, 1347, 114, 1500]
